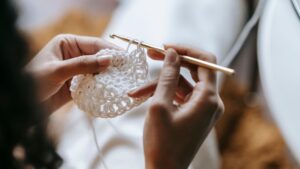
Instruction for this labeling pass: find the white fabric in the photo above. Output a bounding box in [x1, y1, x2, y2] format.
[70, 48, 149, 118]
[258, 0, 300, 164]
[57, 0, 248, 169]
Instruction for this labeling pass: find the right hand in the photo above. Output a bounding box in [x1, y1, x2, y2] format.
[129, 45, 224, 169]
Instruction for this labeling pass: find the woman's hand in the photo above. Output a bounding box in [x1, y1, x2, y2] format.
[26, 34, 120, 113]
[129, 45, 224, 169]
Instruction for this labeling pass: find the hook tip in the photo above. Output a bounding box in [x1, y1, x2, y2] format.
[109, 34, 115, 39]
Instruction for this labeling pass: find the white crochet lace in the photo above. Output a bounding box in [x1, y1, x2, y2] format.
[70, 46, 150, 118]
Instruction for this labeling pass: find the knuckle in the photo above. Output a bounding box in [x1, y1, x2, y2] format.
[53, 34, 64, 42]
[54, 34, 76, 45]
[194, 82, 223, 114]
[148, 101, 171, 121]
[166, 48, 177, 55]
[54, 34, 70, 42]
[207, 96, 224, 120]
[197, 95, 220, 118]
[194, 82, 215, 96]
[203, 93, 224, 118]
[203, 86, 216, 97]
[149, 101, 169, 113]
[160, 67, 178, 81]
[206, 96, 219, 111]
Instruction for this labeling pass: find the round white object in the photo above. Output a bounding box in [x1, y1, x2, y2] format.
[258, 0, 300, 164]
[70, 49, 149, 118]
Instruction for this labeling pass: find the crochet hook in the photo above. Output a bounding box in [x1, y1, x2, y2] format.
[110, 34, 235, 76]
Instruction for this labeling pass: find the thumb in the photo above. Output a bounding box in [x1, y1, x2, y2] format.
[153, 49, 181, 104]
[57, 54, 112, 80]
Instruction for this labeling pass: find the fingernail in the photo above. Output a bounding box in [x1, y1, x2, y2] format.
[165, 49, 177, 64]
[127, 88, 138, 96]
[97, 55, 112, 65]
[147, 49, 156, 54]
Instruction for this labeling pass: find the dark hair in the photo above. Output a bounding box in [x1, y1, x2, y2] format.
[0, 0, 62, 168]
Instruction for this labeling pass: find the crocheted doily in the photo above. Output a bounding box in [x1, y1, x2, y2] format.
[70, 48, 149, 118]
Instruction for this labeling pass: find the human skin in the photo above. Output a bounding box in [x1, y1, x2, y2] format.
[26, 36, 223, 168]
[129, 46, 224, 169]
[25, 34, 120, 113]
[26, 34, 195, 114]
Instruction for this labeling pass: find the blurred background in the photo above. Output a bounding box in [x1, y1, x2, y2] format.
[14, 0, 300, 168]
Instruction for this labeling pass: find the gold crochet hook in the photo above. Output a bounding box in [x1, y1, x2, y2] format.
[110, 34, 235, 76]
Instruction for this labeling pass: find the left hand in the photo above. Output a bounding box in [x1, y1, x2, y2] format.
[26, 34, 121, 113]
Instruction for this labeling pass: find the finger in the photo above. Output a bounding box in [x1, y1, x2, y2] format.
[57, 54, 112, 81]
[127, 81, 186, 105]
[57, 34, 123, 59]
[148, 48, 198, 82]
[148, 47, 209, 82]
[128, 83, 186, 104]
[177, 75, 193, 99]
[127, 80, 157, 98]
[153, 49, 181, 103]
[183, 81, 218, 115]
[128, 74, 192, 99]
[164, 44, 216, 84]
[175, 93, 185, 104]
[147, 49, 165, 60]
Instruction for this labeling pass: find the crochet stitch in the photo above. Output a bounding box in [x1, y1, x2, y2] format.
[70, 47, 149, 118]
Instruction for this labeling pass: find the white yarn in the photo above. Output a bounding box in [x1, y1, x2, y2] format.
[70, 46, 150, 118]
